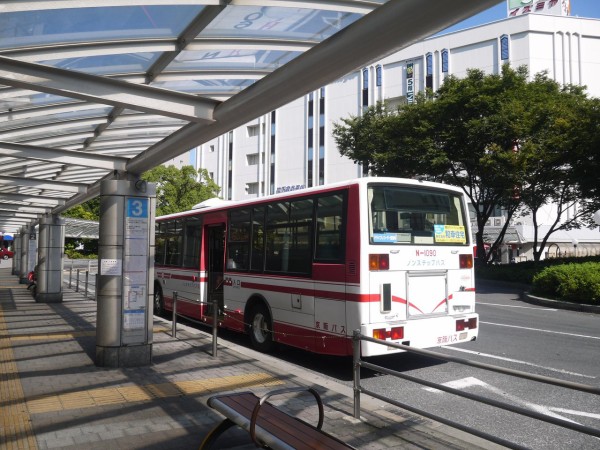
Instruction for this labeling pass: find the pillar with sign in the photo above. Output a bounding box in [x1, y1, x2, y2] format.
[96, 178, 156, 368]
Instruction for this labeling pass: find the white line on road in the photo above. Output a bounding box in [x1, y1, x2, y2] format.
[424, 377, 596, 425]
[477, 302, 557, 311]
[444, 347, 596, 379]
[550, 408, 600, 420]
[481, 321, 600, 340]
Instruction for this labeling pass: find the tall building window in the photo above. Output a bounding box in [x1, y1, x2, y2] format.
[307, 92, 314, 188]
[376, 65, 382, 87]
[441, 50, 449, 73]
[500, 35, 509, 61]
[318, 87, 325, 185]
[227, 131, 233, 200]
[270, 111, 276, 195]
[426, 53, 433, 89]
[362, 68, 369, 108]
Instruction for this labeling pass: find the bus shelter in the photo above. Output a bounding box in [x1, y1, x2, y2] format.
[0, 1, 498, 366]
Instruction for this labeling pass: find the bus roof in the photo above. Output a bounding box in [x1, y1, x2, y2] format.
[156, 177, 465, 221]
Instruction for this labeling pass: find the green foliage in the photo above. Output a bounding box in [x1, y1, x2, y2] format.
[333, 64, 599, 264]
[141, 165, 220, 216]
[64, 249, 97, 259]
[477, 256, 600, 304]
[62, 198, 100, 220]
[532, 262, 600, 304]
[64, 238, 98, 257]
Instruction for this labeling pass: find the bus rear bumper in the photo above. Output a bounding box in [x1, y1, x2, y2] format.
[360, 313, 479, 357]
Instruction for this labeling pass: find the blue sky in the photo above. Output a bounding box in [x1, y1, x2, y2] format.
[441, 0, 600, 34]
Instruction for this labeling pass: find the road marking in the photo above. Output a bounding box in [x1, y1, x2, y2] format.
[444, 346, 595, 379]
[550, 408, 600, 420]
[477, 302, 557, 311]
[481, 321, 600, 340]
[424, 377, 598, 426]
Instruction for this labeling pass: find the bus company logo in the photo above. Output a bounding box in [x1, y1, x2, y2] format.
[437, 334, 459, 344]
[224, 277, 241, 288]
[315, 321, 346, 334]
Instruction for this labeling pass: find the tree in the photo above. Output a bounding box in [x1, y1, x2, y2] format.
[333, 65, 599, 263]
[334, 66, 527, 263]
[62, 198, 100, 221]
[514, 76, 600, 261]
[141, 165, 220, 216]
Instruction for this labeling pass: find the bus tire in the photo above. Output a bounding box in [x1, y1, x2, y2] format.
[154, 284, 165, 317]
[248, 303, 274, 353]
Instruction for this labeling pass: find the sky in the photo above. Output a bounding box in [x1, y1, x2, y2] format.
[441, 0, 600, 34]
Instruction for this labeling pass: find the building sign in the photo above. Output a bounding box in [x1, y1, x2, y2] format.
[508, 0, 570, 17]
[406, 63, 414, 104]
[276, 184, 305, 194]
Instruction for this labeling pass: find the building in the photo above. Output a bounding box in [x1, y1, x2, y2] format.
[166, 1, 600, 261]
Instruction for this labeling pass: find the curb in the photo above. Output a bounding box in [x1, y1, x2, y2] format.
[477, 278, 600, 314]
[520, 292, 600, 314]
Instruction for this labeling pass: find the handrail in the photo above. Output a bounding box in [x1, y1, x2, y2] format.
[352, 330, 600, 449]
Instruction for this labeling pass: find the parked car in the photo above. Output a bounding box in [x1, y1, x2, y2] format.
[0, 248, 14, 260]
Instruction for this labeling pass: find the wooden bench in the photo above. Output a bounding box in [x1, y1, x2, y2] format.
[201, 387, 356, 450]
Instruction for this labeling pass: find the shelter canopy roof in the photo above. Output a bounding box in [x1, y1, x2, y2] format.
[0, 0, 498, 233]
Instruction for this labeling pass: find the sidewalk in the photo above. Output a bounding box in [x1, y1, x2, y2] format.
[0, 262, 501, 450]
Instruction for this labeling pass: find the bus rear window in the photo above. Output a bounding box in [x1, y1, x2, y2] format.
[368, 185, 468, 245]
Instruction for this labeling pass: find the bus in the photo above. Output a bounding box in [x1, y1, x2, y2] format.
[153, 177, 478, 356]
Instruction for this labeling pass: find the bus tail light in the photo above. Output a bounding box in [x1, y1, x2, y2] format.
[373, 327, 404, 340]
[369, 254, 389, 270]
[459, 254, 473, 269]
[456, 317, 477, 332]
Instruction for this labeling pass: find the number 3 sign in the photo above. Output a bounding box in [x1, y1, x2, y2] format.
[126, 198, 148, 218]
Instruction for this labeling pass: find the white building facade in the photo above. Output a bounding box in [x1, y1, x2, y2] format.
[167, 7, 600, 261]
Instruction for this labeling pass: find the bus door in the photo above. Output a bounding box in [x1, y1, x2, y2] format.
[206, 224, 225, 318]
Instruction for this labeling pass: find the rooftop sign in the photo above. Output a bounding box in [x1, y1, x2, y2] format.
[508, 0, 571, 17]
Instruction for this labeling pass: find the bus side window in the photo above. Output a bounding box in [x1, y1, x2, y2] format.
[315, 194, 344, 262]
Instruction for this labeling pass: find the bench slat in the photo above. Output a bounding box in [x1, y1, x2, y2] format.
[209, 392, 353, 450]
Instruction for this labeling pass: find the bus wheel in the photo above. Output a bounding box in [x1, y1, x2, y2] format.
[249, 304, 273, 352]
[154, 285, 165, 317]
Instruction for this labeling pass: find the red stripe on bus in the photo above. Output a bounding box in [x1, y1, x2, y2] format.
[431, 298, 448, 312]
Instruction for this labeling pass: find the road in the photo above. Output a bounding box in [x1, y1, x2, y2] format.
[54, 262, 599, 449]
[215, 281, 600, 450]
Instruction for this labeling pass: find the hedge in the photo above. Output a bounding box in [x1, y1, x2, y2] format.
[531, 262, 600, 304]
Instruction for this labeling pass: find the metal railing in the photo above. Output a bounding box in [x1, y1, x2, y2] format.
[170, 291, 219, 358]
[64, 259, 98, 299]
[352, 331, 600, 450]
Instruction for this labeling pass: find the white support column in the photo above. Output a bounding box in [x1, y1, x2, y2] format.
[12, 233, 21, 276]
[19, 226, 37, 284]
[36, 215, 65, 303]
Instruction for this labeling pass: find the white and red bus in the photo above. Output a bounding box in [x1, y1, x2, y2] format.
[153, 177, 478, 356]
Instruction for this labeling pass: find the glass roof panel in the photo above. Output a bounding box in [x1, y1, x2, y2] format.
[40, 53, 160, 76]
[0, 5, 205, 49]
[28, 93, 84, 108]
[0, 105, 112, 132]
[151, 79, 255, 97]
[201, 6, 363, 41]
[168, 49, 300, 71]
